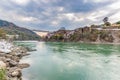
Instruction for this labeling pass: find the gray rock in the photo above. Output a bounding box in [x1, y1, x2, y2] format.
[9, 60, 18, 67]
[11, 56, 20, 62]
[0, 60, 6, 69]
[0, 57, 6, 62]
[0, 41, 29, 80]
[5, 54, 12, 59]
[18, 63, 30, 69]
[6, 58, 11, 62]
[0, 53, 5, 57]
[8, 67, 18, 73]
[11, 70, 21, 77]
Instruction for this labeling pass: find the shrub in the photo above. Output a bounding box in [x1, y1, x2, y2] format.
[105, 22, 111, 26]
[0, 68, 6, 80]
[116, 21, 120, 24]
[100, 31, 114, 42]
[0, 29, 6, 39]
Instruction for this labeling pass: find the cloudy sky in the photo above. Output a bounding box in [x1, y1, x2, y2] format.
[0, 0, 120, 31]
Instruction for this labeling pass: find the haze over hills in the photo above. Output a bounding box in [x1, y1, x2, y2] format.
[0, 19, 40, 40]
[32, 30, 49, 38]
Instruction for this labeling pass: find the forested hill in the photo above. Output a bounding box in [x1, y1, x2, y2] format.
[0, 19, 40, 40]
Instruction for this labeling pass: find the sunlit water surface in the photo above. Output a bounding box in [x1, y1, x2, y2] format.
[15, 42, 120, 80]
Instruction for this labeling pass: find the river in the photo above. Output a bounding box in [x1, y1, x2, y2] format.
[15, 41, 120, 80]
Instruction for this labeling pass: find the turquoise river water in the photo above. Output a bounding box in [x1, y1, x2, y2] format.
[15, 41, 120, 80]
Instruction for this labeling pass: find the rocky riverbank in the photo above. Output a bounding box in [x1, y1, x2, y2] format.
[45, 27, 120, 43]
[0, 40, 30, 80]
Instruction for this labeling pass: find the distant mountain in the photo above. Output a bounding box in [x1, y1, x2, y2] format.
[0, 19, 40, 40]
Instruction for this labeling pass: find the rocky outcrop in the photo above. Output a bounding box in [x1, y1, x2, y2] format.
[45, 27, 120, 43]
[0, 40, 29, 80]
[0, 61, 6, 69]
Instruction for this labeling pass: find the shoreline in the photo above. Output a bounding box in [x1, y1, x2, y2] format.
[79, 41, 120, 45]
[1, 40, 120, 80]
[0, 40, 30, 80]
[14, 40, 120, 45]
[45, 41, 120, 45]
[14, 40, 38, 42]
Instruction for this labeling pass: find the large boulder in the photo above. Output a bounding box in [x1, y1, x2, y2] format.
[18, 63, 30, 69]
[7, 67, 22, 79]
[11, 70, 21, 77]
[9, 60, 18, 67]
[0, 53, 6, 57]
[0, 57, 6, 62]
[0, 60, 6, 69]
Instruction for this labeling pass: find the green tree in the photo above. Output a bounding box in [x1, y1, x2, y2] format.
[0, 29, 6, 39]
[103, 17, 111, 27]
[116, 21, 120, 24]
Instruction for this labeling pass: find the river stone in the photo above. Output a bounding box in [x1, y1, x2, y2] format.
[9, 77, 18, 80]
[0, 53, 5, 57]
[8, 67, 18, 73]
[0, 60, 6, 69]
[10, 77, 22, 80]
[8, 67, 22, 77]
[0, 57, 6, 62]
[18, 63, 30, 69]
[11, 70, 21, 77]
[22, 53, 30, 56]
[16, 52, 22, 56]
[5, 54, 12, 59]
[6, 58, 11, 62]
[11, 56, 20, 62]
[9, 60, 18, 67]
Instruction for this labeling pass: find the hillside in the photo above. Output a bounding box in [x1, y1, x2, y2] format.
[0, 20, 40, 40]
[45, 23, 120, 43]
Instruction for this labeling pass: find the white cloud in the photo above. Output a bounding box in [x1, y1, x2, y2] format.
[92, 0, 109, 3]
[63, 13, 75, 20]
[0, 7, 39, 23]
[58, 7, 64, 12]
[110, 11, 120, 23]
[84, 0, 114, 3]
[51, 20, 59, 26]
[11, 0, 30, 5]
[55, 0, 120, 27]
[0, 0, 120, 30]
[86, 10, 109, 22]
[18, 16, 39, 22]
[108, 0, 120, 10]
[33, 0, 57, 5]
[82, 0, 120, 25]
[60, 13, 84, 22]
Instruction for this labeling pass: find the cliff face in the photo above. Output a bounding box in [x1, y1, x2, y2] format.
[45, 27, 120, 43]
